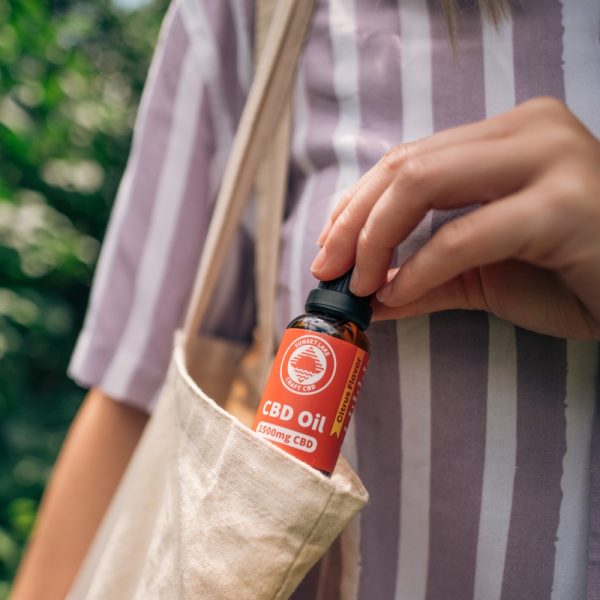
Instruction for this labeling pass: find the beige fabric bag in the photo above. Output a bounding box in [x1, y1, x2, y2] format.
[67, 2, 369, 598]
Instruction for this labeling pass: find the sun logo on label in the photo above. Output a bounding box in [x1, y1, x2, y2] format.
[280, 334, 336, 395]
[289, 346, 325, 384]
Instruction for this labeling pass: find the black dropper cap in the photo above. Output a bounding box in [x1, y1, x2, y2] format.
[305, 269, 372, 330]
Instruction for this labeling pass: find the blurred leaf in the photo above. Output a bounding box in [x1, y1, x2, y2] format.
[7, 498, 36, 539]
[0, 0, 169, 585]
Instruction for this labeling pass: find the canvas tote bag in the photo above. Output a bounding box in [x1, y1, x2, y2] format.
[67, 2, 369, 599]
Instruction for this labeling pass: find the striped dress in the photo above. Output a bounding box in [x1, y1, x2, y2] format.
[68, 0, 600, 598]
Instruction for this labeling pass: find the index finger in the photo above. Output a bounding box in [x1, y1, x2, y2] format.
[315, 106, 524, 250]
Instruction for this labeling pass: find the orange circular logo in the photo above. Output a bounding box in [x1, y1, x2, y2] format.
[279, 334, 337, 395]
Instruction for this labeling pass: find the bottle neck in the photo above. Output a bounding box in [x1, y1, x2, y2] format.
[305, 306, 366, 331]
[305, 287, 371, 331]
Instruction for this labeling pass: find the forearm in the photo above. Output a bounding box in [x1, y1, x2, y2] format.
[10, 388, 149, 600]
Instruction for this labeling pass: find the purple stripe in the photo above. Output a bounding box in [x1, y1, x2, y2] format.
[500, 329, 566, 600]
[277, 213, 297, 335]
[124, 84, 216, 399]
[355, 0, 403, 174]
[512, 0, 566, 104]
[427, 0, 486, 131]
[426, 6, 487, 599]
[291, 560, 322, 600]
[276, 169, 338, 338]
[317, 535, 343, 600]
[203, 0, 246, 123]
[426, 311, 488, 600]
[498, 6, 568, 597]
[75, 10, 189, 384]
[277, 0, 341, 334]
[297, 0, 339, 173]
[201, 227, 256, 341]
[244, 0, 254, 56]
[287, 536, 341, 600]
[588, 370, 600, 600]
[302, 167, 339, 261]
[356, 321, 402, 600]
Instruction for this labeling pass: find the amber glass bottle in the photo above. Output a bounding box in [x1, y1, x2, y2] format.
[253, 270, 371, 476]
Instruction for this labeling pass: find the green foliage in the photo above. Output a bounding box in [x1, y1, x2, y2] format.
[0, 0, 168, 589]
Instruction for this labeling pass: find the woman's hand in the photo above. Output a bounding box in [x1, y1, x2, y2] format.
[310, 97, 600, 339]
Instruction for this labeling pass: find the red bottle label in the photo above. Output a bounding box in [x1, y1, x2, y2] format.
[252, 328, 369, 474]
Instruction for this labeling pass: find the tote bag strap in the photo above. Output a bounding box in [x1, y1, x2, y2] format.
[252, 0, 293, 384]
[182, 0, 315, 365]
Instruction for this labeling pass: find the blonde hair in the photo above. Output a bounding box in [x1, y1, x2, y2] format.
[441, 0, 511, 40]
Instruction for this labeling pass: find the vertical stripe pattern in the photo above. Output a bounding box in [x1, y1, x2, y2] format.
[501, 5, 569, 598]
[427, 4, 488, 600]
[68, 7, 190, 407]
[355, 0, 403, 172]
[473, 318, 517, 600]
[501, 330, 567, 600]
[512, 0, 566, 104]
[125, 85, 215, 403]
[329, 0, 360, 196]
[472, 15, 517, 600]
[588, 372, 600, 600]
[356, 322, 402, 600]
[560, 0, 600, 137]
[398, 0, 434, 142]
[102, 48, 205, 396]
[427, 311, 489, 600]
[277, 0, 340, 337]
[395, 316, 431, 600]
[552, 342, 597, 599]
[68, 1, 600, 597]
[328, 3, 363, 594]
[180, 0, 234, 200]
[228, 0, 253, 95]
[395, 3, 434, 599]
[288, 68, 317, 319]
[559, 5, 600, 590]
[481, 10, 515, 117]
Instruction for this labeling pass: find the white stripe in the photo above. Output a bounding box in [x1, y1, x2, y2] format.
[560, 0, 600, 137]
[289, 68, 316, 318]
[339, 514, 362, 600]
[471, 16, 517, 600]
[481, 12, 515, 117]
[329, 0, 360, 202]
[342, 417, 359, 472]
[102, 48, 203, 396]
[328, 3, 363, 596]
[289, 181, 316, 320]
[556, 4, 600, 592]
[473, 317, 517, 600]
[328, 0, 361, 441]
[228, 0, 252, 93]
[551, 341, 597, 600]
[69, 5, 179, 376]
[395, 317, 431, 600]
[394, 4, 433, 600]
[399, 0, 434, 142]
[292, 67, 316, 179]
[180, 0, 233, 200]
[339, 419, 361, 600]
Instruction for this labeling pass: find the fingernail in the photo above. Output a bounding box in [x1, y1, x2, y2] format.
[317, 219, 332, 247]
[349, 267, 360, 294]
[310, 247, 327, 274]
[376, 283, 392, 303]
